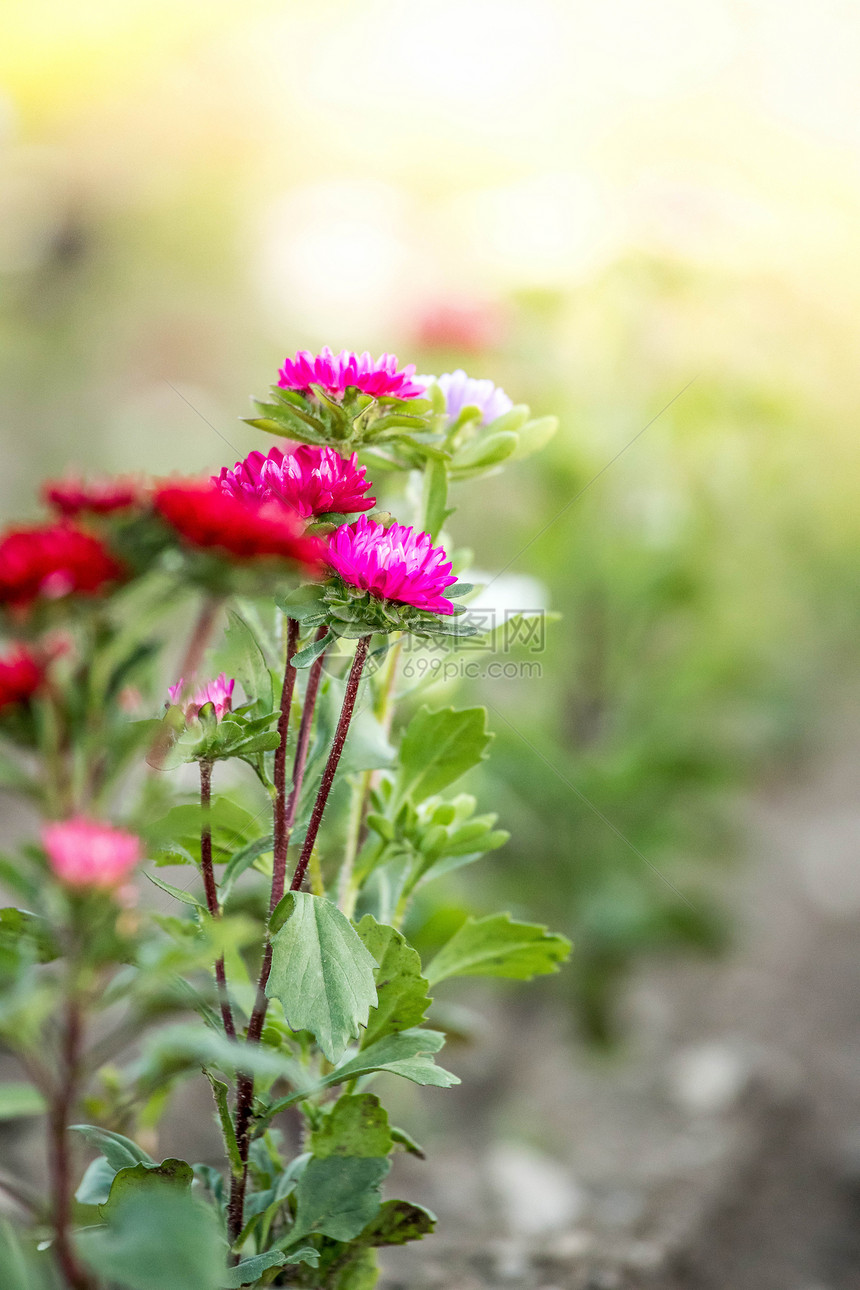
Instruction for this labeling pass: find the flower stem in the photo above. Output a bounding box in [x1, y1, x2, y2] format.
[290, 634, 371, 895]
[226, 623, 329, 1247]
[199, 759, 235, 1040]
[338, 634, 402, 917]
[49, 999, 91, 1290]
[269, 618, 300, 914]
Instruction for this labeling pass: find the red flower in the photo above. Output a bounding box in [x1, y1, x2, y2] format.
[43, 474, 145, 517]
[153, 480, 325, 572]
[0, 643, 45, 712]
[0, 523, 125, 610]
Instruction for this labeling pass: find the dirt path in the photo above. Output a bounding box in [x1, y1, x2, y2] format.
[381, 729, 860, 1289]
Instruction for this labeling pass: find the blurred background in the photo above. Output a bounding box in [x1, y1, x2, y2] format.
[3, 1, 860, 1281]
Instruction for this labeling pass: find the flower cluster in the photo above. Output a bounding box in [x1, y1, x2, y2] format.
[328, 515, 457, 616]
[42, 816, 141, 889]
[215, 445, 374, 519]
[0, 643, 45, 713]
[153, 481, 325, 572]
[0, 522, 125, 610]
[278, 347, 425, 402]
[168, 672, 235, 722]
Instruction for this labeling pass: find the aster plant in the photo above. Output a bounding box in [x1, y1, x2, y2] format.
[0, 349, 568, 1290]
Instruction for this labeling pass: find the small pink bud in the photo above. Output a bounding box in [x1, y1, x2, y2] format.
[42, 817, 142, 890]
[167, 672, 235, 721]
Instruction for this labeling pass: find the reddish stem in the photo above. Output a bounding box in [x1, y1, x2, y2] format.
[227, 632, 365, 1247]
[49, 1002, 91, 1290]
[269, 618, 300, 914]
[290, 635, 371, 894]
[199, 759, 236, 1039]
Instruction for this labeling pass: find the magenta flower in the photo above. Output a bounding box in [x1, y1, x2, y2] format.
[168, 673, 235, 721]
[328, 515, 457, 616]
[277, 348, 426, 401]
[215, 445, 375, 519]
[43, 817, 142, 889]
[421, 369, 513, 426]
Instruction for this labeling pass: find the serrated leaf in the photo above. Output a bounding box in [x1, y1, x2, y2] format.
[424, 914, 572, 985]
[265, 893, 378, 1063]
[356, 917, 431, 1046]
[287, 1157, 389, 1244]
[310, 1094, 393, 1159]
[330, 1027, 459, 1089]
[395, 706, 492, 805]
[357, 1198, 436, 1246]
[259, 1027, 459, 1128]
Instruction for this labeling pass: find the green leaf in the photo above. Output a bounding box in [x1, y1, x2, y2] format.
[422, 457, 449, 540]
[357, 1198, 436, 1246]
[77, 1186, 224, 1290]
[100, 1158, 193, 1220]
[222, 1250, 286, 1287]
[291, 629, 336, 669]
[220, 834, 273, 902]
[138, 1024, 306, 1089]
[144, 871, 202, 909]
[511, 414, 558, 460]
[390, 1126, 425, 1159]
[69, 1125, 153, 1172]
[287, 1157, 390, 1244]
[76, 1156, 118, 1206]
[222, 610, 274, 710]
[330, 1027, 459, 1089]
[395, 706, 492, 805]
[310, 1095, 393, 1159]
[356, 917, 431, 1046]
[330, 1248, 378, 1289]
[284, 1246, 320, 1267]
[0, 908, 56, 963]
[424, 913, 572, 985]
[205, 1073, 243, 1180]
[451, 430, 519, 473]
[0, 1082, 45, 1120]
[265, 893, 378, 1063]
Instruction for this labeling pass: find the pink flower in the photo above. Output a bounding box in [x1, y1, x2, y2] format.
[277, 348, 426, 401]
[328, 515, 456, 616]
[215, 445, 375, 519]
[42, 817, 142, 889]
[168, 672, 235, 721]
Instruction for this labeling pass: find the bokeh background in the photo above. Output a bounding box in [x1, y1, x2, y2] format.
[3, 4, 860, 1255]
